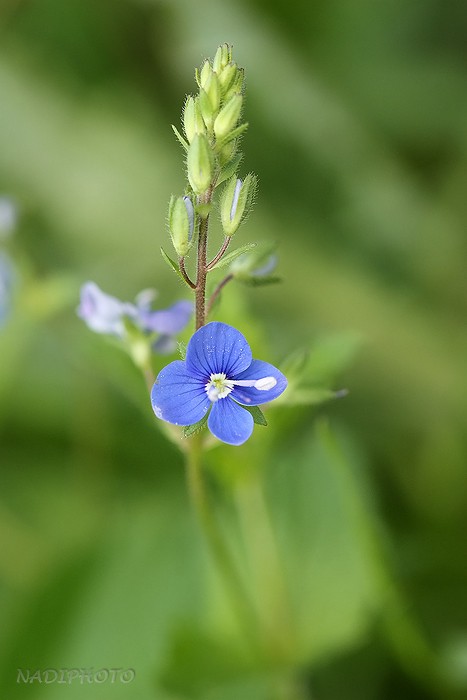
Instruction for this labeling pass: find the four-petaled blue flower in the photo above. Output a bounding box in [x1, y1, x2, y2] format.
[151, 322, 287, 445]
[77, 281, 192, 352]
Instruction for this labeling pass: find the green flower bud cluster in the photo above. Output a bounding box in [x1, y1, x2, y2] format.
[166, 45, 258, 267]
[182, 44, 248, 196]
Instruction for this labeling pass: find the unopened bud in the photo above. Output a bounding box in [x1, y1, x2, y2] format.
[168, 195, 195, 256]
[213, 44, 232, 73]
[183, 96, 205, 143]
[187, 134, 213, 194]
[218, 63, 237, 96]
[220, 173, 257, 236]
[203, 72, 220, 112]
[199, 60, 212, 88]
[224, 68, 244, 101]
[214, 94, 243, 141]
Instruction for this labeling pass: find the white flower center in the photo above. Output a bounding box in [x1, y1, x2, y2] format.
[205, 372, 278, 403]
[205, 373, 234, 402]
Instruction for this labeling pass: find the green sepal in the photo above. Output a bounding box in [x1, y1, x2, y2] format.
[242, 405, 268, 426]
[177, 341, 187, 359]
[171, 124, 189, 151]
[216, 153, 243, 187]
[183, 412, 209, 438]
[216, 122, 249, 149]
[160, 247, 185, 283]
[209, 243, 257, 271]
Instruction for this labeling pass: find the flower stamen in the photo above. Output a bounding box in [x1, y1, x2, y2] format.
[205, 372, 234, 402]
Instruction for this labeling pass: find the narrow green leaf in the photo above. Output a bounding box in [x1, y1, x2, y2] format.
[160, 247, 185, 283]
[171, 124, 189, 151]
[209, 243, 257, 271]
[242, 405, 268, 426]
[183, 412, 209, 438]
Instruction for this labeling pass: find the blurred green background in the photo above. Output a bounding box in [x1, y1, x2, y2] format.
[1, 0, 467, 698]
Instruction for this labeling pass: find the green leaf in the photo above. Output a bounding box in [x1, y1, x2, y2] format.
[183, 412, 209, 438]
[242, 405, 268, 426]
[209, 243, 257, 271]
[160, 247, 185, 283]
[171, 124, 189, 151]
[216, 152, 243, 187]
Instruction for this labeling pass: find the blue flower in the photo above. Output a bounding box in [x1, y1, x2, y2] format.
[77, 282, 192, 351]
[77, 282, 137, 337]
[151, 322, 287, 445]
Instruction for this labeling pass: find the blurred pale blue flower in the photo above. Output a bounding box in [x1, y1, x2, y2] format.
[0, 197, 17, 239]
[77, 282, 136, 337]
[77, 282, 192, 351]
[0, 252, 14, 327]
[151, 322, 287, 445]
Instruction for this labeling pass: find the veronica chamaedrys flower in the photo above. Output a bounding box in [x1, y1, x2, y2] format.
[77, 282, 193, 351]
[77, 282, 137, 337]
[151, 322, 287, 445]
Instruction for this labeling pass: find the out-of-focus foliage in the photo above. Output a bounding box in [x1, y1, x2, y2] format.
[1, 0, 467, 698]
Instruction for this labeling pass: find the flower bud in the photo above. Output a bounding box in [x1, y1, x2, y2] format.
[168, 195, 195, 256]
[214, 94, 243, 141]
[218, 63, 237, 96]
[203, 72, 220, 112]
[187, 134, 213, 194]
[198, 73, 221, 128]
[220, 173, 257, 236]
[224, 68, 244, 101]
[199, 60, 212, 88]
[213, 44, 232, 73]
[183, 96, 205, 143]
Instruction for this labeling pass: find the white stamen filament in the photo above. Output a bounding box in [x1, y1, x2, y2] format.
[205, 372, 277, 402]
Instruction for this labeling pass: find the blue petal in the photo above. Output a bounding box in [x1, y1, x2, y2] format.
[231, 359, 288, 406]
[151, 360, 210, 426]
[186, 322, 252, 378]
[207, 398, 254, 446]
[139, 300, 193, 334]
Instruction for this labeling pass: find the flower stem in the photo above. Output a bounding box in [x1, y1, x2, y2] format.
[186, 433, 258, 642]
[195, 189, 213, 330]
[179, 256, 196, 289]
[207, 236, 231, 271]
